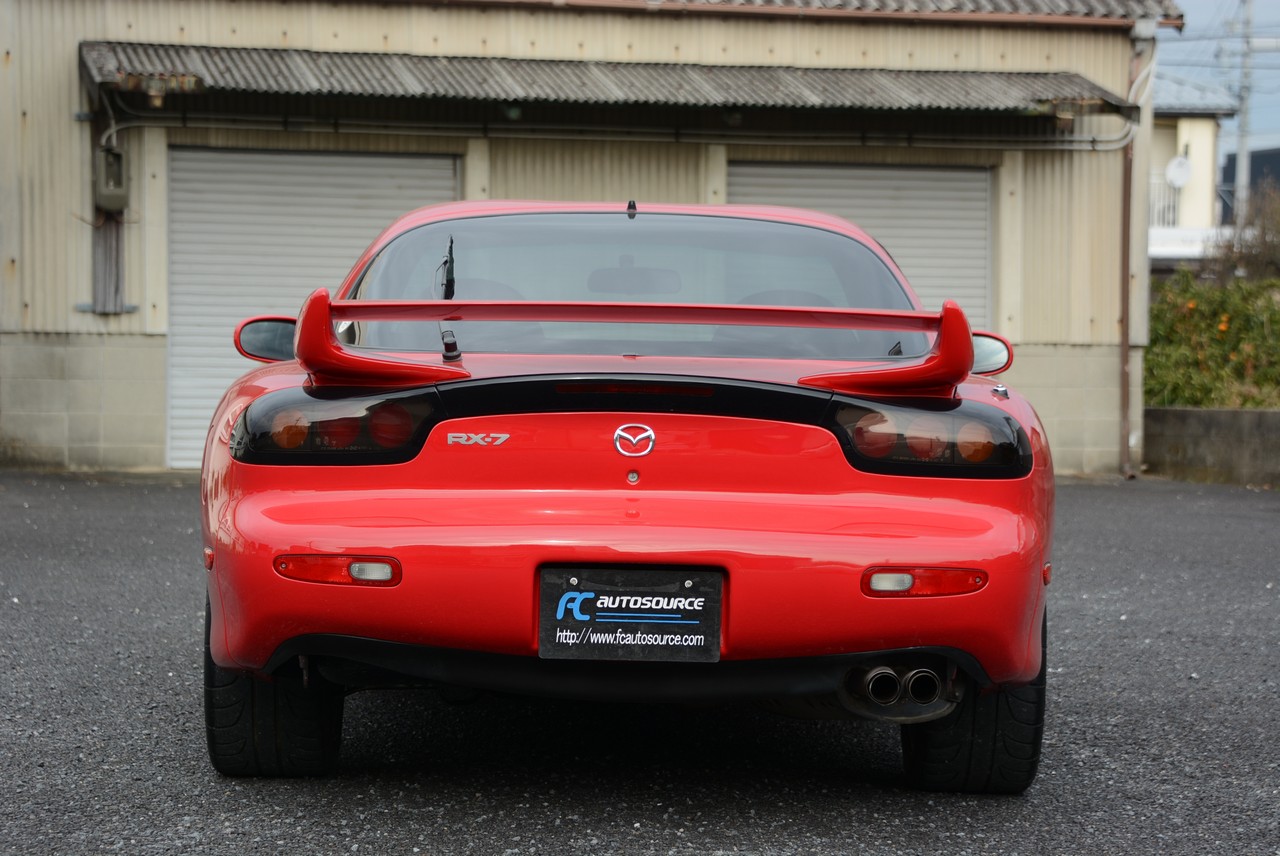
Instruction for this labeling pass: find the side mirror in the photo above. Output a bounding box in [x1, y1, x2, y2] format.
[235, 317, 297, 363]
[972, 331, 1013, 375]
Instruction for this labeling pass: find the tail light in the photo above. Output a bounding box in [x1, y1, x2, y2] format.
[230, 387, 440, 464]
[862, 567, 988, 597]
[833, 398, 1032, 478]
[275, 555, 402, 587]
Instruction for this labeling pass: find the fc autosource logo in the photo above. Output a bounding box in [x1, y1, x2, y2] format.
[613, 424, 656, 457]
[555, 591, 708, 623]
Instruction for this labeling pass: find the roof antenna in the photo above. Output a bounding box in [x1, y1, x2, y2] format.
[441, 329, 462, 362]
[626, 200, 637, 220]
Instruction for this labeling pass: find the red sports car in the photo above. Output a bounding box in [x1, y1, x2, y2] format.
[201, 200, 1053, 793]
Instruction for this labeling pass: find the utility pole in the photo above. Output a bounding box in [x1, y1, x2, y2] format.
[1235, 0, 1253, 232]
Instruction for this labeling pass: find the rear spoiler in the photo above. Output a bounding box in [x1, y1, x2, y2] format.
[294, 288, 974, 396]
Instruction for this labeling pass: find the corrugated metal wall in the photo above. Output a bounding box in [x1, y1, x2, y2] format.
[4, 0, 1143, 69]
[0, 1, 18, 324]
[2, 0, 96, 334]
[2, 0, 1141, 344]
[74, 0, 1133, 79]
[489, 139, 706, 203]
[728, 145, 1002, 169]
[1022, 148, 1126, 345]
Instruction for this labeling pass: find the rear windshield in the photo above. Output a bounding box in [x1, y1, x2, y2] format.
[347, 212, 920, 360]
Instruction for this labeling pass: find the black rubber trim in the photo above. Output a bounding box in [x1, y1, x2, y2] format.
[262, 634, 993, 702]
[435, 373, 834, 425]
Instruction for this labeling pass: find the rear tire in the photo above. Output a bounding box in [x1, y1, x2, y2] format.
[203, 606, 344, 777]
[900, 616, 1046, 794]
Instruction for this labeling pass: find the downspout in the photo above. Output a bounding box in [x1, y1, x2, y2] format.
[1122, 22, 1157, 479]
[1120, 136, 1134, 479]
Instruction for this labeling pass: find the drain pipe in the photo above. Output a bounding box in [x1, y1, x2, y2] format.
[1120, 136, 1134, 479]
[1120, 25, 1156, 480]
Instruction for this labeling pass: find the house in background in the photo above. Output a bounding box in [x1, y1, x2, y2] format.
[0, 0, 1184, 474]
[1222, 147, 1280, 225]
[1149, 71, 1237, 273]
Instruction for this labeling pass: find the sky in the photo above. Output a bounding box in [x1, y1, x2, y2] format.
[1157, 0, 1280, 161]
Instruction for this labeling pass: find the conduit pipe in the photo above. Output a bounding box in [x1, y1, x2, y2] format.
[1119, 33, 1156, 480]
[97, 88, 1139, 154]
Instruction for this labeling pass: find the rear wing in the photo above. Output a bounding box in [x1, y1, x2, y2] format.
[294, 287, 974, 397]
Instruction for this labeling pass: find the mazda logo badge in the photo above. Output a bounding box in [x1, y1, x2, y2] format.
[613, 424, 656, 457]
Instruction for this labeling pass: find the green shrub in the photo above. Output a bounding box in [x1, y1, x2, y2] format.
[1145, 271, 1280, 408]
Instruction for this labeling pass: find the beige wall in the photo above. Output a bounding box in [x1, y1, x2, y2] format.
[0, 333, 167, 468]
[487, 139, 713, 203]
[1001, 344, 1144, 474]
[1152, 116, 1222, 230]
[1152, 120, 1179, 176]
[18, 0, 1137, 81]
[1176, 117, 1222, 229]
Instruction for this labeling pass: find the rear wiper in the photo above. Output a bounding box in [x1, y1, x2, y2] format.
[438, 236, 456, 300]
[437, 236, 461, 361]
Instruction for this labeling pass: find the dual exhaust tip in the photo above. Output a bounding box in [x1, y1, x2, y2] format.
[859, 666, 942, 707]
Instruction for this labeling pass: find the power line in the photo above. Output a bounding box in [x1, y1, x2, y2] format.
[1162, 29, 1280, 43]
[1163, 62, 1280, 70]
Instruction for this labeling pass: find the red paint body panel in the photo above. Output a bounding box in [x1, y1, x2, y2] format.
[201, 201, 1053, 706]
[204, 405, 1051, 681]
[296, 286, 970, 395]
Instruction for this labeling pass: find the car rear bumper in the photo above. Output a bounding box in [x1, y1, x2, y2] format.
[271, 633, 992, 700]
[206, 485, 1049, 687]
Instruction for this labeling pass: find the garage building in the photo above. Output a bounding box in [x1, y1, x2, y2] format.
[0, 0, 1183, 471]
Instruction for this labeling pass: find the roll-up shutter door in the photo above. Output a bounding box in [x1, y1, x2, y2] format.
[167, 148, 458, 468]
[727, 163, 991, 328]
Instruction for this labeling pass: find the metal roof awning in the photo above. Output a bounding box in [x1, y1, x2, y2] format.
[1153, 72, 1237, 119]
[80, 41, 1136, 121]
[394, 0, 1184, 30]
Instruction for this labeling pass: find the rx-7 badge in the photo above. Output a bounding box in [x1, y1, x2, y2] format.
[446, 433, 510, 446]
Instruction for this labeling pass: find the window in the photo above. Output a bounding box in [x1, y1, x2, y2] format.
[349, 213, 918, 360]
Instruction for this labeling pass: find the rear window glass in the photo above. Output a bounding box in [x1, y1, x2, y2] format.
[347, 212, 919, 360]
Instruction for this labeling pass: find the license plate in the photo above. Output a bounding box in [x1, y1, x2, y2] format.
[539, 567, 722, 663]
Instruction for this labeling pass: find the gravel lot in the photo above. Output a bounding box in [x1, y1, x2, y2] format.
[1, 470, 1277, 855]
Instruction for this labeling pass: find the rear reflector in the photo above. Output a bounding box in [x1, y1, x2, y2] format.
[275, 555, 403, 587]
[862, 567, 988, 598]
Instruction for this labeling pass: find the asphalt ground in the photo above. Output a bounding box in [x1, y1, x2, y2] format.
[1, 469, 1277, 855]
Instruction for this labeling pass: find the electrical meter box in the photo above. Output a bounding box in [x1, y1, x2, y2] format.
[94, 147, 128, 212]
